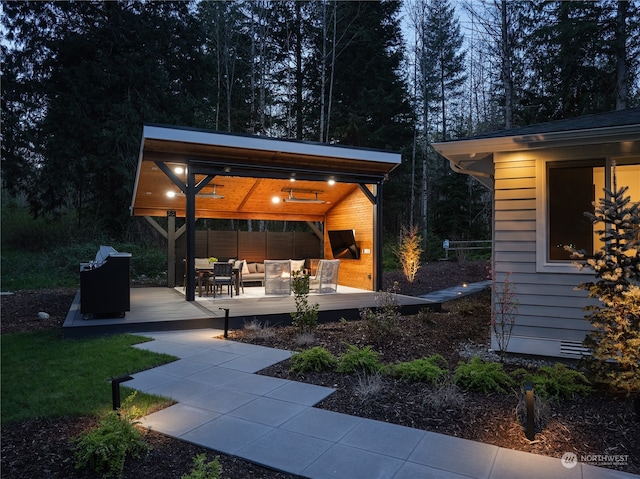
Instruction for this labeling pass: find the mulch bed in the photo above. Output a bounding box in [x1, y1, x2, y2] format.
[2, 259, 638, 478]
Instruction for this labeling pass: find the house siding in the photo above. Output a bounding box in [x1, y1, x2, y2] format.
[492, 153, 593, 358]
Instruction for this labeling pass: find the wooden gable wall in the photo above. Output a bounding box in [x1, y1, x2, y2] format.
[324, 185, 375, 290]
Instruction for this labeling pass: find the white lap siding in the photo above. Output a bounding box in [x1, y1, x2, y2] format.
[492, 153, 594, 358]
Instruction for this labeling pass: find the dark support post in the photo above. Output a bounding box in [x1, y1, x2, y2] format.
[167, 211, 176, 288]
[111, 375, 134, 410]
[220, 308, 230, 338]
[185, 168, 196, 301]
[525, 381, 535, 440]
[373, 181, 384, 292]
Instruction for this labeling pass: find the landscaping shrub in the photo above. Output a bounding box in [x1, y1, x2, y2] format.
[453, 357, 514, 393]
[336, 345, 383, 374]
[360, 282, 401, 344]
[289, 346, 337, 375]
[243, 319, 276, 341]
[392, 355, 448, 383]
[512, 364, 592, 400]
[392, 224, 423, 283]
[181, 453, 222, 479]
[353, 373, 385, 402]
[74, 392, 149, 478]
[423, 377, 466, 412]
[290, 271, 319, 332]
[293, 331, 316, 347]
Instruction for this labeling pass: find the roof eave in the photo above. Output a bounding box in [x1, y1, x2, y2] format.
[433, 123, 640, 157]
[433, 123, 640, 191]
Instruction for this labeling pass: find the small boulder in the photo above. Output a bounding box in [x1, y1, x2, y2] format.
[37, 312, 50, 320]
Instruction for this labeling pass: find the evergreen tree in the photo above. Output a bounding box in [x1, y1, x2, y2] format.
[2, 2, 207, 236]
[521, 1, 624, 122]
[409, 0, 467, 242]
[196, 0, 253, 132]
[319, 1, 412, 149]
[567, 166, 640, 395]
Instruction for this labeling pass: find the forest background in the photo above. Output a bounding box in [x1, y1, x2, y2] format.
[2, 0, 639, 261]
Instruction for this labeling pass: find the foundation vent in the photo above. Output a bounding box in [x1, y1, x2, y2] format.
[560, 341, 591, 358]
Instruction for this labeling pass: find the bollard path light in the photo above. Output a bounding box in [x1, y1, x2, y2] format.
[111, 375, 134, 411]
[219, 308, 230, 338]
[524, 381, 535, 440]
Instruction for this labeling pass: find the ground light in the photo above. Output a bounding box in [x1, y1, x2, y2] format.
[220, 308, 230, 338]
[525, 381, 535, 440]
[111, 375, 134, 410]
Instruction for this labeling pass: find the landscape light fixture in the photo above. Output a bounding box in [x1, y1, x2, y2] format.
[525, 382, 535, 440]
[111, 375, 134, 411]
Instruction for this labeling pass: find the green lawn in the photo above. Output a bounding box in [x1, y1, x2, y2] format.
[1, 330, 176, 424]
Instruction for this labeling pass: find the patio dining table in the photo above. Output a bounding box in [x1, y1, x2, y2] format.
[195, 263, 241, 297]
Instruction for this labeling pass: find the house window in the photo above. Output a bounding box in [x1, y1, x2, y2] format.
[546, 159, 640, 262]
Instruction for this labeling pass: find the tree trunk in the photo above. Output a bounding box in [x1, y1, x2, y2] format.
[295, 1, 303, 139]
[615, 0, 629, 110]
[501, 0, 513, 128]
[319, 1, 327, 141]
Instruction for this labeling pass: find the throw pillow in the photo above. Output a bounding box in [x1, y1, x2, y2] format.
[290, 259, 306, 273]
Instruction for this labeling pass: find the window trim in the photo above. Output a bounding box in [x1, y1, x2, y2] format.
[536, 157, 606, 274]
[536, 156, 639, 274]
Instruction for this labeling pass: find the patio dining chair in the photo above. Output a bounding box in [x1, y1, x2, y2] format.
[308, 259, 340, 293]
[184, 258, 214, 295]
[209, 262, 234, 298]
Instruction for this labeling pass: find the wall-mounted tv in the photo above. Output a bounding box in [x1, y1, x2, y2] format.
[328, 229, 360, 259]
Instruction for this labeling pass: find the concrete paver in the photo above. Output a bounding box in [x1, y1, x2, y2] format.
[134, 326, 637, 479]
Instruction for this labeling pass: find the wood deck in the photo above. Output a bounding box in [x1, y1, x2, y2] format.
[62, 285, 441, 339]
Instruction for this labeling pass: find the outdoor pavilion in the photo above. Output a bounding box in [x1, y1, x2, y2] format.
[130, 124, 402, 301]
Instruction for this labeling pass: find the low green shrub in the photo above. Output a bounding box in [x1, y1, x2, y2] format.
[289, 346, 337, 375]
[181, 453, 222, 479]
[360, 283, 401, 345]
[453, 357, 514, 393]
[336, 345, 383, 374]
[74, 392, 149, 478]
[392, 355, 448, 383]
[290, 271, 319, 332]
[512, 363, 592, 400]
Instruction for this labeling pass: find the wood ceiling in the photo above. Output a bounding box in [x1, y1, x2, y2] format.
[131, 125, 401, 221]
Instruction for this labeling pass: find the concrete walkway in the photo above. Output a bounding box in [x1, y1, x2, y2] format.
[130, 328, 637, 479]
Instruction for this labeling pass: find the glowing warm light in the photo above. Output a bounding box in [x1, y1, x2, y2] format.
[174, 166, 184, 175]
[272, 196, 281, 204]
[328, 179, 336, 185]
[462, 283, 468, 288]
[166, 191, 177, 198]
[290, 178, 296, 182]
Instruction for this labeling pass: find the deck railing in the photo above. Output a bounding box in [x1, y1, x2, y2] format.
[442, 239, 492, 260]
